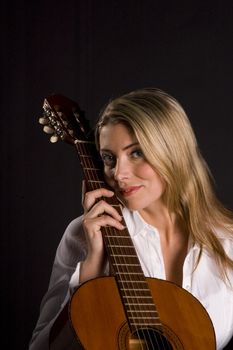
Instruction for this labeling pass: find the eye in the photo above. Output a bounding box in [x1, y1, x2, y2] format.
[130, 149, 144, 159]
[101, 153, 116, 167]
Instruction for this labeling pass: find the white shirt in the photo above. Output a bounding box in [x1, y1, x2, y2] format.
[70, 208, 233, 350]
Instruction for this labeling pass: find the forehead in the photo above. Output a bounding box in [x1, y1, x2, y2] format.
[99, 123, 137, 150]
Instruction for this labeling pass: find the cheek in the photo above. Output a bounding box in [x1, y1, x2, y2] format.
[141, 165, 165, 190]
[138, 163, 157, 178]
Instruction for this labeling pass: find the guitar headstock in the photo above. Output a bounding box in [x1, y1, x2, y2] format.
[39, 94, 93, 145]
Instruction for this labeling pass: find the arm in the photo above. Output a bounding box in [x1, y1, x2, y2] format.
[29, 188, 124, 350]
[29, 216, 87, 350]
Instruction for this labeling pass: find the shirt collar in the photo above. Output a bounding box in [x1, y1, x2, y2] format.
[122, 208, 159, 238]
[123, 207, 200, 253]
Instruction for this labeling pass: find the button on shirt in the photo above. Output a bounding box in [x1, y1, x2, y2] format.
[70, 208, 233, 350]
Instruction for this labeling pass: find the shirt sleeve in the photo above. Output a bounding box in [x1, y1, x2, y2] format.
[69, 262, 82, 291]
[29, 216, 87, 350]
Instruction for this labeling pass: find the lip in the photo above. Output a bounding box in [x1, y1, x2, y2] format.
[119, 185, 143, 197]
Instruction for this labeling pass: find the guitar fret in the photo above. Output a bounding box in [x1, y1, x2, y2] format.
[115, 272, 142, 275]
[128, 316, 159, 320]
[123, 296, 152, 299]
[88, 180, 105, 183]
[83, 167, 101, 170]
[113, 266, 144, 274]
[108, 245, 137, 248]
[113, 263, 141, 266]
[120, 288, 149, 291]
[106, 235, 130, 239]
[111, 258, 140, 264]
[130, 321, 160, 326]
[129, 304, 158, 317]
[119, 280, 146, 283]
[111, 254, 139, 258]
[119, 278, 146, 283]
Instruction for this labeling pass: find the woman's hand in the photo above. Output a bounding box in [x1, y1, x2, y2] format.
[80, 186, 124, 283]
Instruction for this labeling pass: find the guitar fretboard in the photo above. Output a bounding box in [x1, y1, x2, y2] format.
[75, 140, 162, 332]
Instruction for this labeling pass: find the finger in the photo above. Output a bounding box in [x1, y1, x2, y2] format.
[97, 215, 125, 230]
[85, 200, 122, 221]
[84, 215, 125, 232]
[81, 180, 86, 204]
[83, 188, 114, 211]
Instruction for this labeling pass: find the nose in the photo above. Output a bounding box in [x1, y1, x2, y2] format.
[113, 158, 131, 182]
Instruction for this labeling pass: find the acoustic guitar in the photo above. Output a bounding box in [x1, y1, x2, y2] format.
[39, 94, 216, 349]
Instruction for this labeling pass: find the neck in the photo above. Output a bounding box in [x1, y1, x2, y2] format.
[139, 205, 184, 243]
[139, 202, 172, 228]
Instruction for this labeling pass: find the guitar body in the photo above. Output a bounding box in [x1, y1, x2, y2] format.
[69, 276, 216, 349]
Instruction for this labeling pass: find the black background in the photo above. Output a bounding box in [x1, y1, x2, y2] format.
[1, 1, 232, 349]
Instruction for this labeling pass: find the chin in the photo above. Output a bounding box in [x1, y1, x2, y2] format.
[122, 200, 146, 211]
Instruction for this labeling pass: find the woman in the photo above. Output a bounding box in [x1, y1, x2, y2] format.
[29, 88, 233, 349]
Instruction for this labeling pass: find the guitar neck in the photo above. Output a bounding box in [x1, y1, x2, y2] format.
[75, 141, 162, 331]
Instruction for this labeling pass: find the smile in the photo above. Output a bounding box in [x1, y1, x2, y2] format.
[119, 186, 143, 197]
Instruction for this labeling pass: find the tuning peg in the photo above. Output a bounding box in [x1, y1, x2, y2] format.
[39, 117, 48, 125]
[50, 135, 59, 143]
[68, 129, 74, 135]
[43, 125, 54, 134]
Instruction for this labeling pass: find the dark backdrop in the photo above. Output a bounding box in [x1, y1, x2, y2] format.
[1, 1, 232, 349]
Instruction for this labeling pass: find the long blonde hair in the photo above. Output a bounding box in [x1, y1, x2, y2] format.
[95, 88, 233, 282]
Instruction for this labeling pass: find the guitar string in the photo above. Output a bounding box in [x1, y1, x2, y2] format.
[78, 143, 147, 350]
[86, 150, 172, 349]
[78, 142, 172, 350]
[78, 143, 145, 349]
[79, 143, 150, 350]
[98, 176, 168, 349]
[104, 211, 156, 350]
[103, 207, 160, 350]
[78, 143, 166, 350]
[77, 142, 170, 350]
[105, 225, 147, 350]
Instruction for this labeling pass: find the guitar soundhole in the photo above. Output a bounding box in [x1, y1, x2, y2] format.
[129, 328, 173, 350]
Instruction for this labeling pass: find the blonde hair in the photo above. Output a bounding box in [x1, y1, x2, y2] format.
[96, 88, 233, 283]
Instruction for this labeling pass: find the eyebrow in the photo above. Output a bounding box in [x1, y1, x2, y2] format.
[100, 142, 139, 153]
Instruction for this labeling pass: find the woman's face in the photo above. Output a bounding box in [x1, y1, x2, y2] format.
[99, 123, 165, 214]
